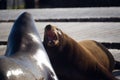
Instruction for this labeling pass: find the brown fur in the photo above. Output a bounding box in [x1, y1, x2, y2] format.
[43, 24, 118, 80]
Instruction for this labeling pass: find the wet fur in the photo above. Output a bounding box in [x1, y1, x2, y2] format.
[43, 25, 119, 80]
[0, 13, 58, 80]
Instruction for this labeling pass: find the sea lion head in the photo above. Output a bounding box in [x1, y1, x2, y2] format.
[44, 24, 63, 47]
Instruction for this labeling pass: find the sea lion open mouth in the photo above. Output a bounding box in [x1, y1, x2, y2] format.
[44, 25, 60, 47]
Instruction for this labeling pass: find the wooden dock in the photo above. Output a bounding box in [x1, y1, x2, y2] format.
[0, 7, 120, 79]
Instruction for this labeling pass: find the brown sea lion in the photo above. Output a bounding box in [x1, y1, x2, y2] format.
[43, 24, 120, 80]
[0, 13, 58, 80]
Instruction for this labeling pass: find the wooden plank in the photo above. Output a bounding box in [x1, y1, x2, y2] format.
[0, 22, 120, 43]
[0, 45, 6, 55]
[0, 22, 12, 41]
[0, 7, 120, 21]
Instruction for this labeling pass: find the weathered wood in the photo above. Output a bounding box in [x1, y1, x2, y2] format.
[0, 7, 120, 21]
[0, 22, 120, 43]
[0, 45, 6, 55]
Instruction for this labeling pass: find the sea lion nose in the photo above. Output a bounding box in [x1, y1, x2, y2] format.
[45, 24, 52, 31]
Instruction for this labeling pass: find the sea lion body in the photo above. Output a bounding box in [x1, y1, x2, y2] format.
[0, 56, 37, 80]
[0, 13, 58, 80]
[78, 40, 115, 71]
[43, 24, 119, 80]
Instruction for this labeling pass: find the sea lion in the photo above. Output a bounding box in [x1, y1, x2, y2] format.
[0, 12, 58, 80]
[43, 24, 120, 80]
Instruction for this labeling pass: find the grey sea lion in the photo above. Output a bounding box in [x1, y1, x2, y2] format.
[43, 24, 120, 80]
[0, 12, 58, 80]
